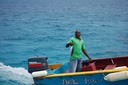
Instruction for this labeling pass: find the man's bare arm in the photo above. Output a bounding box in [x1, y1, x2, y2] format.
[82, 49, 92, 61]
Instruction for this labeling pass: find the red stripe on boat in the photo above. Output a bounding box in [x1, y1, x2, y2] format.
[28, 64, 42, 68]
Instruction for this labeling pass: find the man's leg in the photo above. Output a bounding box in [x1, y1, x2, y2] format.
[76, 58, 82, 72]
[69, 59, 77, 72]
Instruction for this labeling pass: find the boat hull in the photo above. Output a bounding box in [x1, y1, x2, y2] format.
[30, 56, 128, 85]
[34, 73, 128, 85]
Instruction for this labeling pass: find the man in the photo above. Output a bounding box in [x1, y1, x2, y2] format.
[66, 30, 92, 72]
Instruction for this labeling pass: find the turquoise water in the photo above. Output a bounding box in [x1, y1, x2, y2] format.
[0, 0, 128, 85]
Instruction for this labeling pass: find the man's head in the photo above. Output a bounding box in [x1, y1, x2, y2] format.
[75, 30, 81, 39]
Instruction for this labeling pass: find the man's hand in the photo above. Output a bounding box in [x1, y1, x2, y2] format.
[66, 44, 69, 48]
[66, 43, 73, 48]
[88, 57, 92, 61]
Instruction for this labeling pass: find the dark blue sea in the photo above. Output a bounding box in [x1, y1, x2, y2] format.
[0, 0, 128, 85]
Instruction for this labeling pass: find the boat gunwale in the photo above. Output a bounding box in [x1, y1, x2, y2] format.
[34, 67, 128, 79]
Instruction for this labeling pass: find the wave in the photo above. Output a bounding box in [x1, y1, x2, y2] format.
[0, 62, 34, 85]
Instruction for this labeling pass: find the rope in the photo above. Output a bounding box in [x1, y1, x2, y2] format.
[111, 59, 114, 64]
[99, 69, 106, 77]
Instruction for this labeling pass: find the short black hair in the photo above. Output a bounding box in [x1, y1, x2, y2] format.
[75, 30, 80, 34]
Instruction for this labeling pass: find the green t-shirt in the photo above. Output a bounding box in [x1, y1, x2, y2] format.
[67, 37, 85, 60]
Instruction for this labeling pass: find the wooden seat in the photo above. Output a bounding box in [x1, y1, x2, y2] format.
[104, 64, 117, 70]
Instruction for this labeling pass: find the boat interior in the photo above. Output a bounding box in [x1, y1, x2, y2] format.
[28, 56, 128, 75]
[81, 56, 128, 72]
[46, 56, 128, 74]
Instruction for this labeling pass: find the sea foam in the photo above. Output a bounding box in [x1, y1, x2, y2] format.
[0, 62, 34, 85]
